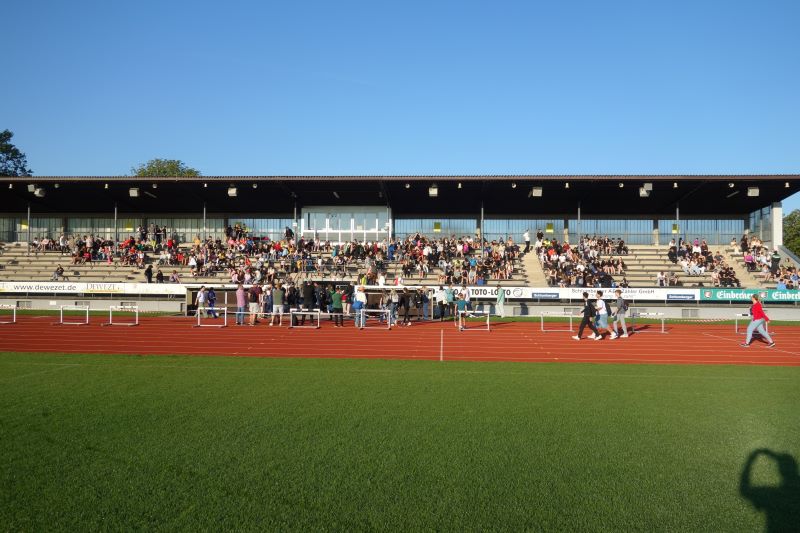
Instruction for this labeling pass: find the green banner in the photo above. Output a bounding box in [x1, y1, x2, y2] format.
[699, 288, 800, 302]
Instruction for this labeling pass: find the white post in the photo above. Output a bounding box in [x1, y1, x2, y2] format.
[26, 204, 31, 255]
[480, 203, 485, 256]
[771, 202, 783, 247]
[202, 202, 207, 240]
[114, 203, 118, 244]
[577, 203, 581, 240]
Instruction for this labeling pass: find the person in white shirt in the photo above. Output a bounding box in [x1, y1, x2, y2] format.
[523, 230, 531, 255]
[435, 286, 447, 321]
[593, 290, 612, 340]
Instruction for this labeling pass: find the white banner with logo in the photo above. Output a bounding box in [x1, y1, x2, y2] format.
[0, 281, 701, 302]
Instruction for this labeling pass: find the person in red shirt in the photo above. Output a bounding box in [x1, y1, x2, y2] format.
[741, 294, 775, 348]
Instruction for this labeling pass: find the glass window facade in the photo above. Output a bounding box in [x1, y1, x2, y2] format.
[748, 206, 773, 244]
[15, 217, 64, 241]
[301, 207, 390, 242]
[658, 218, 746, 246]
[569, 219, 653, 244]
[229, 218, 294, 241]
[147, 218, 226, 242]
[483, 219, 564, 242]
[394, 218, 477, 238]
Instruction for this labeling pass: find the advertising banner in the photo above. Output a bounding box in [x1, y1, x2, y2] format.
[699, 288, 800, 302]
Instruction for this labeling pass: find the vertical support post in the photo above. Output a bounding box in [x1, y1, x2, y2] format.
[27, 203, 31, 256]
[676, 203, 680, 241]
[577, 202, 581, 241]
[387, 206, 392, 240]
[114, 203, 118, 245]
[771, 202, 783, 247]
[202, 202, 207, 240]
[480, 202, 485, 256]
[293, 202, 298, 237]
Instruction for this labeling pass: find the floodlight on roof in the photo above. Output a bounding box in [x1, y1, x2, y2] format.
[34, 187, 46, 198]
[405, 183, 411, 189]
[511, 182, 517, 189]
[728, 182, 735, 188]
[152, 183, 157, 189]
[639, 187, 650, 198]
[252, 183, 258, 189]
[129, 187, 140, 197]
[531, 187, 543, 197]
[565, 182, 569, 189]
[747, 187, 759, 197]
[104, 183, 109, 189]
[673, 182, 678, 189]
[785, 182, 790, 188]
[227, 186, 238, 197]
[643, 182, 653, 191]
[27, 184, 36, 193]
[457, 182, 462, 189]
[618, 182, 624, 188]
[428, 184, 438, 197]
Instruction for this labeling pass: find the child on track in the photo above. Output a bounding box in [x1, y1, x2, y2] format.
[593, 290, 613, 340]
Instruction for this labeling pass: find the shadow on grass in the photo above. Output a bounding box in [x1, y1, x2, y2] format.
[740, 449, 800, 532]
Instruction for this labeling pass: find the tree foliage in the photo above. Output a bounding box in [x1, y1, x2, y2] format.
[784, 209, 800, 257]
[0, 129, 32, 176]
[131, 158, 201, 177]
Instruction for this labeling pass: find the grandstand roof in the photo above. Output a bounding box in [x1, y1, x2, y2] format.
[1, 175, 798, 215]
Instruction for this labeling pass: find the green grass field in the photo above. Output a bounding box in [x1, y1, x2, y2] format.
[1, 352, 798, 531]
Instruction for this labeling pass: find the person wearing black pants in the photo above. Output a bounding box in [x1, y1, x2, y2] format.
[572, 291, 600, 340]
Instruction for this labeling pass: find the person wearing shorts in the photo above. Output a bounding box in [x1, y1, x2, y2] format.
[270, 284, 285, 326]
[247, 283, 262, 326]
[593, 290, 611, 340]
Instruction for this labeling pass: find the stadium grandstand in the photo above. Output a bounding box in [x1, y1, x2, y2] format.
[0, 174, 798, 317]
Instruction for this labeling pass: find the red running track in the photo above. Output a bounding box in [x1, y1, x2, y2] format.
[0, 315, 798, 366]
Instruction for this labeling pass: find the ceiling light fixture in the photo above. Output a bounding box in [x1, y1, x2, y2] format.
[428, 184, 438, 197]
[227, 186, 238, 197]
[747, 187, 759, 197]
[129, 187, 140, 198]
[531, 187, 543, 197]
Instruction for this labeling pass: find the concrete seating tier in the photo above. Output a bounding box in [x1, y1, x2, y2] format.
[0, 243, 530, 288]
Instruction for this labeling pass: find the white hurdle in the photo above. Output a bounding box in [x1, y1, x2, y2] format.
[103, 305, 139, 327]
[457, 310, 490, 331]
[357, 308, 392, 330]
[0, 304, 17, 325]
[56, 305, 90, 326]
[194, 307, 228, 327]
[289, 309, 321, 329]
[539, 311, 576, 332]
[629, 312, 667, 334]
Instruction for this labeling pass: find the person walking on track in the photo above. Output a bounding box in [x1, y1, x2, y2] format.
[609, 289, 628, 339]
[495, 285, 506, 318]
[572, 291, 601, 340]
[741, 294, 776, 348]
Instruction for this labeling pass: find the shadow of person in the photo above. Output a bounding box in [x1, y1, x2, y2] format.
[740, 449, 800, 532]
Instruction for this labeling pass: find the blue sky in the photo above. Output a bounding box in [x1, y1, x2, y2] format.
[5, 0, 800, 211]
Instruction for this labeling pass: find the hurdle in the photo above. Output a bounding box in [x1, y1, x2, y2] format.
[0, 304, 17, 325]
[358, 308, 392, 330]
[457, 310, 490, 331]
[194, 307, 228, 327]
[629, 312, 667, 334]
[103, 305, 139, 326]
[56, 305, 90, 326]
[539, 311, 576, 332]
[289, 309, 321, 329]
